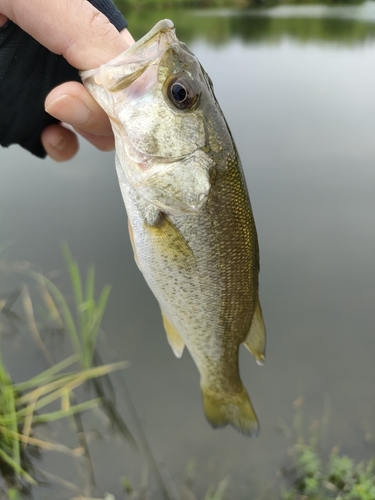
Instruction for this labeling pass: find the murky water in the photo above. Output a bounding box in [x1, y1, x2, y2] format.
[0, 2, 375, 498]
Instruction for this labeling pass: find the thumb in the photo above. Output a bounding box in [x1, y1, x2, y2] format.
[0, 0, 128, 69]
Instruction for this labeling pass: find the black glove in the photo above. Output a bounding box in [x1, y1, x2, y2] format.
[0, 0, 127, 158]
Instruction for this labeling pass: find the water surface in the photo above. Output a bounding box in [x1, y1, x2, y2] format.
[0, 3, 374, 498]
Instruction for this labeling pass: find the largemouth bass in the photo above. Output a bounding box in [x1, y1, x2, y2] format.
[81, 19, 265, 437]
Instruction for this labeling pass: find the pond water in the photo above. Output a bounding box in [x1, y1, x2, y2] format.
[0, 2, 375, 499]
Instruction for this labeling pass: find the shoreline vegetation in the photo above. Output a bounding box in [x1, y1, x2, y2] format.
[0, 245, 131, 496]
[115, 0, 370, 9]
[113, 0, 375, 47]
[279, 399, 375, 500]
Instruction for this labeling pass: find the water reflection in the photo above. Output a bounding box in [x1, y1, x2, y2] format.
[125, 1, 375, 45]
[0, 2, 375, 499]
[199, 1, 375, 20]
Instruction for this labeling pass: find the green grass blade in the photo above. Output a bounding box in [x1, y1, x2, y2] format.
[0, 360, 21, 477]
[15, 362, 127, 419]
[30, 398, 102, 424]
[0, 448, 36, 485]
[14, 354, 79, 392]
[84, 284, 111, 367]
[37, 281, 64, 328]
[84, 265, 95, 313]
[61, 242, 85, 334]
[29, 270, 82, 361]
[15, 374, 81, 408]
[61, 242, 83, 303]
[85, 265, 95, 300]
[6, 385, 20, 479]
[96, 285, 111, 321]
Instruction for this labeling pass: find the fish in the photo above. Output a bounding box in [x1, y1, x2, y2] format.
[80, 19, 265, 437]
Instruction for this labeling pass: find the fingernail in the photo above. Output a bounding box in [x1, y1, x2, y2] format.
[45, 94, 90, 126]
[49, 135, 67, 152]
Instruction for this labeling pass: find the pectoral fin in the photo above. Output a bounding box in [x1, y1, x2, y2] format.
[161, 311, 185, 358]
[243, 299, 266, 365]
[147, 214, 196, 271]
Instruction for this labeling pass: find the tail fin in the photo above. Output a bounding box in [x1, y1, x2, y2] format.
[201, 386, 259, 437]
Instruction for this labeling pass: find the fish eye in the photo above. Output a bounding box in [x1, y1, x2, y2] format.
[167, 77, 198, 110]
[171, 83, 187, 103]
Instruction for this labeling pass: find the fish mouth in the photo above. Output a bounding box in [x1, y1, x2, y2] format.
[81, 18, 199, 113]
[80, 20, 176, 92]
[118, 19, 175, 65]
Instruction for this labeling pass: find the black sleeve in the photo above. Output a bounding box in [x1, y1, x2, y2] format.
[0, 0, 127, 158]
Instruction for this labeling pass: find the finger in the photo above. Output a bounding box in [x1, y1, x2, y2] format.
[0, 14, 8, 26]
[41, 124, 79, 162]
[0, 0, 128, 69]
[73, 128, 114, 151]
[45, 81, 112, 136]
[121, 28, 135, 47]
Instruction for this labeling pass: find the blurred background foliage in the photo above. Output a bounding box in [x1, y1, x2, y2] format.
[114, 0, 375, 46]
[115, 0, 368, 9]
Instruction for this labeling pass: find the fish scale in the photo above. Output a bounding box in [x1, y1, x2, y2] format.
[81, 19, 265, 437]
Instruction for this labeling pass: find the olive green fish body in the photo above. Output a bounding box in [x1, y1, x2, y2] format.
[81, 19, 265, 436]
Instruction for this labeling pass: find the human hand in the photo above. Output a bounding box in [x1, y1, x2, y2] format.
[0, 0, 134, 161]
[43, 26, 134, 161]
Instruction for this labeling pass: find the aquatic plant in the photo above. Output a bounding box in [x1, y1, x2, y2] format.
[280, 400, 375, 500]
[282, 447, 375, 499]
[0, 245, 128, 494]
[0, 345, 126, 491]
[0, 349, 35, 489]
[27, 242, 111, 370]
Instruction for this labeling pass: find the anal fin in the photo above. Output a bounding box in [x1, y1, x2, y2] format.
[161, 311, 185, 358]
[243, 299, 266, 365]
